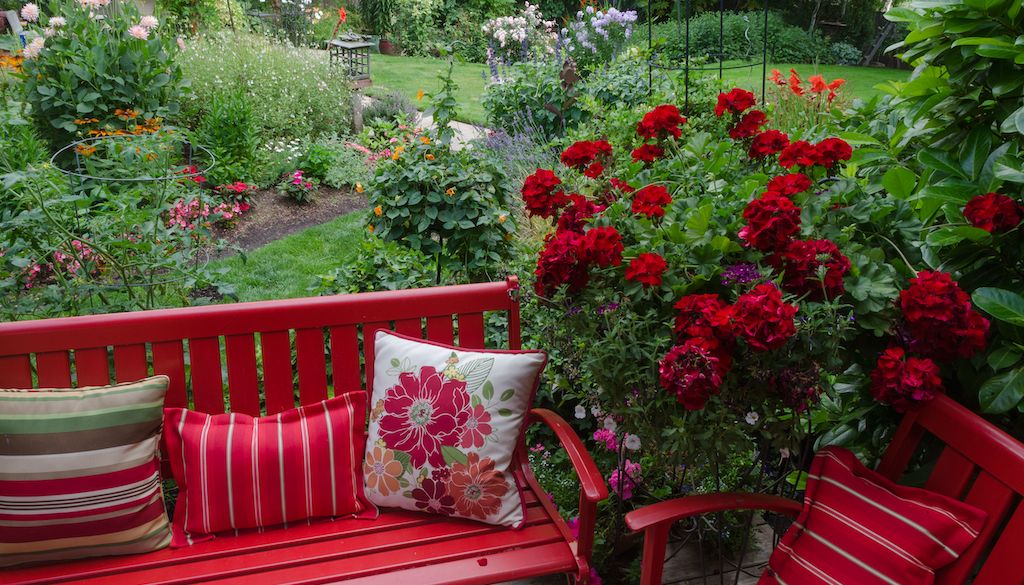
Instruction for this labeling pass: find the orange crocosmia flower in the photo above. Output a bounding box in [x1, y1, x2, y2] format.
[769, 68, 785, 86]
[338, 7, 346, 22]
[788, 69, 804, 96]
[827, 79, 845, 102]
[374, 205, 383, 216]
[808, 74, 828, 94]
[425, 153, 435, 161]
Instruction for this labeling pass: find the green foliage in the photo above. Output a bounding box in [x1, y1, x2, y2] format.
[366, 133, 516, 274]
[393, 0, 441, 56]
[156, 0, 215, 35]
[360, 0, 396, 36]
[177, 33, 352, 142]
[482, 60, 588, 141]
[426, 58, 459, 145]
[21, 1, 187, 150]
[313, 236, 444, 294]
[194, 89, 259, 185]
[299, 138, 372, 189]
[361, 91, 418, 127]
[830, 41, 863, 65]
[0, 111, 49, 174]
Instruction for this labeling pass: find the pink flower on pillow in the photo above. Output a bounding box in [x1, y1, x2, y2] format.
[459, 404, 493, 448]
[379, 366, 470, 468]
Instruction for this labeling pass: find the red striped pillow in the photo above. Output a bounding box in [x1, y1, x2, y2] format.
[163, 393, 374, 547]
[761, 446, 987, 585]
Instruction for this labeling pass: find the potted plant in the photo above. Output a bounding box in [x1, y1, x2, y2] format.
[360, 0, 396, 54]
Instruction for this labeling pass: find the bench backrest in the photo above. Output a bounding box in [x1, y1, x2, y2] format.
[877, 394, 1024, 585]
[0, 279, 522, 418]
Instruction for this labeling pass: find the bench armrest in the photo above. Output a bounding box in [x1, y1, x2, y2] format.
[625, 493, 801, 585]
[529, 408, 609, 503]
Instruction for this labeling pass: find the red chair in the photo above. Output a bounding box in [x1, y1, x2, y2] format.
[626, 394, 1024, 585]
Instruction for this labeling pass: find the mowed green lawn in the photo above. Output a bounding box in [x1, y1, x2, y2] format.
[210, 212, 364, 302]
[369, 54, 489, 126]
[720, 62, 908, 102]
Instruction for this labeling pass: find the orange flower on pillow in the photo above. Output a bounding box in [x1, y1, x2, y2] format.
[448, 453, 508, 519]
[364, 445, 404, 496]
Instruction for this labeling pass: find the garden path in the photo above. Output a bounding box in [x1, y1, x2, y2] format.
[356, 94, 488, 150]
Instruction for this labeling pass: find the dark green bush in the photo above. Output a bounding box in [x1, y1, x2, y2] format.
[194, 90, 260, 185]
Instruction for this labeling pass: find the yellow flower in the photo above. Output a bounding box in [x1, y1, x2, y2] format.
[445, 187, 455, 196]
[355, 183, 364, 193]
[417, 89, 424, 101]
[499, 214, 507, 223]
[420, 136, 430, 145]
[374, 205, 383, 216]
[425, 153, 435, 161]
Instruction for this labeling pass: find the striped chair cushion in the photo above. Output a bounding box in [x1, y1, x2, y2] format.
[0, 376, 172, 568]
[761, 446, 987, 585]
[163, 392, 373, 547]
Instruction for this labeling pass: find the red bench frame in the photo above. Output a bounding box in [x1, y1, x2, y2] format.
[626, 393, 1024, 585]
[0, 277, 608, 584]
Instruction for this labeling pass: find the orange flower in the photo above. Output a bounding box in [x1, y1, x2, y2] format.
[420, 136, 431, 145]
[417, 89, 424, 102]
[808, 74, 828, 94]
[338, 7, 347, 22]
[498, 214, 507, 224]
[363, 445, 403, 496]
[374, 205, 383, 216]
[391, 152, 400, 160]
[788, 69, 804, 96]
[769, 68, 784, 86]
[367, 224, 375, 233]
[425, 153, 435, 161]
[115, 108, 140, 120]
[355, 182, 365, 193]
[74, 144, 97, 157]
[445, 187, 455, 196]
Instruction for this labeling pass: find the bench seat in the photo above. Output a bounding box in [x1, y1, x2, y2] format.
[5, 488, 574, 585]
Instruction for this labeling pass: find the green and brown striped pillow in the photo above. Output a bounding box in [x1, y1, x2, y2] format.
[0, 375, 172, 567]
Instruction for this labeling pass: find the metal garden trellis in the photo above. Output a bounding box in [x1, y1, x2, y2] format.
[646, 0, 770, 113]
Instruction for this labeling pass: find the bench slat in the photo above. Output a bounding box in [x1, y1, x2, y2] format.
[426, 315, 455, 346]
[295, 328, 328, 405]
[394, 318, 423, 339]
[113, 343, 149, 383]
[0, 355, 32, 387]
[261, 331, 294, 415]
[35, 351, 72, 387]
[457, 313, 485, 349]
[937, 471, 1017, 585]
[923, 446, 975, 499]
[73, 347, 110, 387]
[225, 334, 260, 416]
[972, 502, 1024, 584]
[362, 322, 388, 397]
[329, 325, 361, 395]
[153, 340, 188, 408]
[189, 337, 225, 414]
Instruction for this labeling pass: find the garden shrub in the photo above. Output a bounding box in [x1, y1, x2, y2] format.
[194, 88, 260, 185]
[361, 91, 418, 128]
[393, 0, 441, 56]
[20, 1, 187, 150]
[563, 5, 638, 72]
[482, 2, 556, 64]
[829, 41, 862, 65]
[482, 59, 588, 141]
[299, 138, 372, 189]
[313, 237, 445, 295]
[178, 33, 352, 141]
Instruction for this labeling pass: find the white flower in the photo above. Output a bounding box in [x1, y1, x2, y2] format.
[22, 36, 44, 59]
[48, 16, 65, 27]
[43, 26, 55, 36]
[128, 25, 149, 40]
[780, 448, 791, 459]
[745, 411, 760, 425]
[590, 405, 601, 417]
[20, 2, 39, 22]
[574, 404, 586, 419]
[603, 417, 617, 432]
[79, 0, 110, 8]
[139, 15, 158, 29]
[623, 434, 641, 451]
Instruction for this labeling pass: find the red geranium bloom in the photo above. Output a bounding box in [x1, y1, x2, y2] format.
[766, 173, 812, 197]
[583, 161, 604, 178]
[637, 104, 686, 140]
[378, 366, 471, 468]
[769, 238, 851, 300]
[557, 193, 605, 234]
[899, 271, 989, 360]
[748, 130, 790, 159]
[738, 192, 802, 252]
[788, 69, 804, 96]
[778, 140, 818, 168]
[522, 169, 568, 218]
[631, 185, 673, 218]
[448, 453, 509, 520]
[579, 226, 624, 267]
[658, 338, 730, 411]
[814, 138, 853, 169]
[963, 192, 1023, 233]
[601, 177, 635, 205]
[610, 178, 635, 193]
[870, 347, 944, 413]
[561, 139, 612, 170]
[730, 283, 798, 351]
[728, 110, 767, 140]
[625, 253, 668, 287]
[673, 294, 733, 345]
[769, 68, 785, 86]
[715, 88, 756, 117]
[808, 74, 828, 94]
[534, 230, 588, 297]
[631, 143, 665, 164]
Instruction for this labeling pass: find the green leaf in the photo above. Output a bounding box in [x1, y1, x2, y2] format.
[499, 388, 516, 401]
[390, 358, 400, 368]
[392, 450, 412, 474]
[918, 150, 967, 178]
[925, 225, 991, 247]
[441, 445, 468, 466]
[481, 381, 494, 400]
[882, 167, 918, 199]
[979, 368, 1024, 414]
[457, 358, 494, 394]
[1000, 105, 1024, 135]
[498, 408, 513, 417]
[974, 288, 1024, 326]
[988, 346, 1022, 371]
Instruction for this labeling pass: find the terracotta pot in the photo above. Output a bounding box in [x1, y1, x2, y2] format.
[378, 38, 398, 55]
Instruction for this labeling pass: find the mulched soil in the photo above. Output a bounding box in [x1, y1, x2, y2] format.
[214, 186, 368, 253]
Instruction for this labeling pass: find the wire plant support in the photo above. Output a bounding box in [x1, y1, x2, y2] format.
[647, 0, 770, 114]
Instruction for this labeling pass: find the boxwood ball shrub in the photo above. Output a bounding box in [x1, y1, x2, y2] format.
[20, 0, 187, 150]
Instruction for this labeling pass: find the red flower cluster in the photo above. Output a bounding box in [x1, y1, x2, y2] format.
[714, 88, 756, 117]
[788, 69, 804, 96]
[637, 104, 686, 140]
[769, 238, 851, 300]
[534, 230, 588, 297]
[870, 347, 943, 412]
[766, 173, 812, 197]
[814, 138, 853, 168]
[522, 169, 568, 218]
[632, 185, 673, 218]
[728, 110, 767, 140]
[738, 192, 802, 252]
[778, 140, 817, 168]
[631, 144, 665, 165]
[580, 226, 624, 267]
[673, 294, 733, 344]
[625, 253, 668, 287]
[748, 130, 790, 159]
[899, 271, 989, 361]
[658, 338, 728, 410]
[730, 283, 798, 351]
[557, 193, 606, 234]
[963, 192, 1022, 233]
[561, 140, 613, 178]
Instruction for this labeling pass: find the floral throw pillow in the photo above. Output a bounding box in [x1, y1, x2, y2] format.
[363, 330, 547, 528]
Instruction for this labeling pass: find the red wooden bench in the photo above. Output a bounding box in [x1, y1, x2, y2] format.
[626, 393, 1024, 585]
[0, 277, 608, 585]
